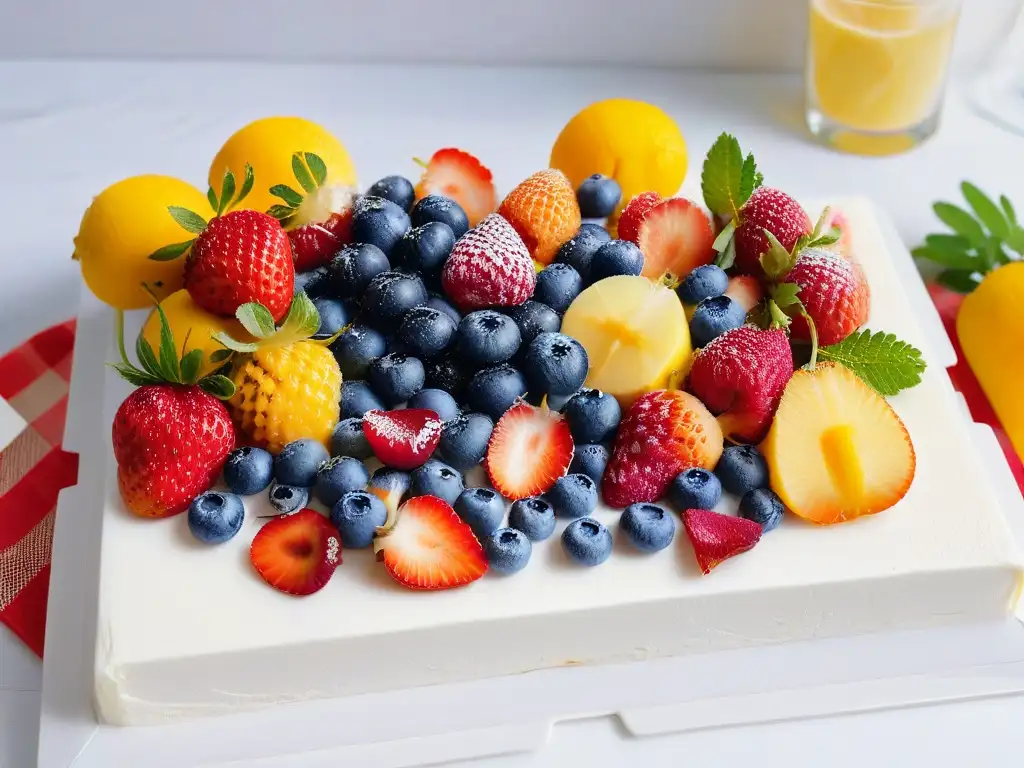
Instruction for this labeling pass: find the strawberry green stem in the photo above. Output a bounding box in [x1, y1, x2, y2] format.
[802, 307, 820, 370]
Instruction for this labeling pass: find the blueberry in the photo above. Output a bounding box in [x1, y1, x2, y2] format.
[506, 301, 561, 347]
[392, 222, 456, 279]
[411, 194, 469, 239]
[367, 353, 425, 406]
[274, 438, 330, 487]
[561, 518, 613, 566]
[366, 175, 415, 211]
[330, 490, 387, 548]
[223, 446, 274, 496]
[546, 390, 579, 412]
[409, 458, 465, 505]
[590, 240, 644, 282]
[619, 503, 675, 552]
[568, 443, 610, 483]
[294, 266, 331, 299]
[668, 467, 722, 511]
[690, 296, 746, 348]
[331, 417, 373, 460]
[314, 456, 370, 507]
[562, 388, 620, 444]
[456, 310, 522, 366]
[311, 297, 350, 339]
[330, 324, 388, 379]
[555, 223, 611, 284]
[424, 354, 473, 401]
[546, 473, 598, 519]
[437, 412, 494, 470]
[677, 264, 729, 305]
[534, 263, 583, 314]
[523, 332, 589, 398]
[268, 481, 309, 514]
[397, 306, 456, 360]
[715, 445, 770, 496]
[341, 380, 385, 419]
[454, 486, 505, 538]
[508, 497, 556, 542]
[362, 271, 428, 331]
[739, 488, 784, 532]
[367, 467, 411, 511]
[465, 365, 528, 421]
[576, 174, 622, 218]
[483, 528, 532, 575]
[328, 243, 391, 300]
[188, 491, 244, 544]
[350, 195, 411, 255]
[425, 294, 462, 325]
[408, 388, 460, 422]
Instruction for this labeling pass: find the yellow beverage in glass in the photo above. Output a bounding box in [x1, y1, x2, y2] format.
[806, 0, 962, 155]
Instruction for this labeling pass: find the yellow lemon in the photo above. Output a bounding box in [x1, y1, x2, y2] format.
[73, 175, 213, 310]
[550, 99, 688, 216]
[141, 289, 251, 377]
[208, 116, 357, 214]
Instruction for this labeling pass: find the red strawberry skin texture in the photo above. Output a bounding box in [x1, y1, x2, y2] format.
[617, 192, 662, 244]
[683, 508, 762, 574]
[112, 384, 235, 518]
[786, 247, 871, 346]
[185, 209, 295, 322]
[441, 213, 535, 310]
[362, 409, 442, 470]
[687, 326, 793, 444]
[733, 187, 812, 276]
[290, 211, 353, 271]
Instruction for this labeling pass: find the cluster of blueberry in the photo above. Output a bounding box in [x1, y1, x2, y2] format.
[676, 263, 748, 347]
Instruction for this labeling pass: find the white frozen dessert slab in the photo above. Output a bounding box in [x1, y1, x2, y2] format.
[91, 197, 1023, 727]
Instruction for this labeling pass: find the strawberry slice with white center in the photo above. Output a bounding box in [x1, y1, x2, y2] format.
[636, 197, 715, 282]
[485, 403, 574, 500]
[250, 509, 342, 596]
[414, 148, 497, 227]
[363, 408, 443, 470]
[373, 495, 487, 590]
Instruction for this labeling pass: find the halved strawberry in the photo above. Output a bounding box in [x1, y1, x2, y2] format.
[363, 409, 442, 470]
[485, 403, 574, 500]
[636, 198, 715, 281]
[682, 508, 762, 575]
[617, 192, 662, 244]
[414, 148, 496, 227]
[724, 274, 765, 313]
[250, 509, 342, 595]
[289, 208, 354, 272]
[373, 495, 487, 590]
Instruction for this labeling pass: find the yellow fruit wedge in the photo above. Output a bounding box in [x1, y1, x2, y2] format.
[561, 275, 692, 408]
[762, 363, 915, 525]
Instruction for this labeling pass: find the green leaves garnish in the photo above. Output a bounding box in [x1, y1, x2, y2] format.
[236, 303, 278, 338]
[214, 292, 323, 354]
[712, 220, 737, 269]
[267, 152, 328, 224]
[818, 329, 926, 397]
[168, 206, 208, 235]
[701, 133, 762, 219]
[759, 230, 797, 280]
[793, 207, 841, 253]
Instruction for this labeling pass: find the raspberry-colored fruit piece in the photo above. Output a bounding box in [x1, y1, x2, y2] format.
[363, 409, 442, 470]
[733, 187, 812, 277]
[441, 213, 536, 311]
[290, 207, 354, 272]
[250, 509, 342, 595]
[636, 197, 716, 280]
[682, 508, 762, 574]
[414, 148, 496, 228]
[498, 169, 582, 265]
[786, 247, 870, 346]
[617, 192, 663, 244]
[486, 402, 574, 500]
[723, 275, 765, 313]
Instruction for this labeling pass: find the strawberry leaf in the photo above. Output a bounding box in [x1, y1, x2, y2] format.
[933, 201, 986, 248]
[209, 348, 234, 364]
[135, 335, 162, 379]
[275, 292, 321, 345]
[303, 153, 327, 187]
[770, 281, 801, 309]
[818, 329, 926, 396]
[270, 184, 303, 207]
[1007, 225, 1024, 255]
[936, 268, 982, 294]
[1000, 195, 1018, 226]
[236, 303, 277, 339]
[961, 182, 1009, 239]
[206, 186, 219, 214]
[149, 240, 193, 261]
[701, 133, 746, 219]
[218, 170, 236, 216]
[266, 204, 297, 221]
[739, 152, 762, 206]
[212, 331, 260, 353]
[198, 374, 236, 399]
[910, 234, 977, 270]
[767, 299, 792, 329]
[154, 301, 181, 382]
[111, 364, 161, 388]
[759, 230, 796, 279]
[291, 153, 317, 194]
[236, 164, 255, 207]
[168, 206, 207, 235]
[179, 348, 203, 384]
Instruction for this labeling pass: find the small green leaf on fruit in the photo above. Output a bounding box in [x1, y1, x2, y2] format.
[209, 348, 234, 364]
[266, 204, 297, 221]
[212, 331, 260, 354]
[933, 201, 986, 248]
[936, 268, 982, 294]
[770, 282, 801, 309]
[739, 152, 761, 206]
[292, 153, 317, 194]
[218, 170, 236, 216]
[277, 291, 322, 343]
[199, 374, 236, 399]
[910, 235, 976, 270]
[714, 237, 737, 270]
[701, 133, 746, 218]
[303, 153, 327, 187]
[712, 219, 736, 253]
[179, 348, 203, 384]
[961, 182, 1009, 239]
[207, 186, 219, 213]
[236, 303, 277, 339]
[270, 184, 303, 207]
[759, 230, 795, 280]
[168, 206, 208, 235]
[155, 302, 182, 382]
[1006, 224, 1024, 255]
[135, 335, 162, 379]
[767, 299, 792, 329]
[236, 163, 255, 206]
[111, 364, 161, 388]
[1000, 195, 1017, 225]
[818, 329, 926, 396]
[148, 240, 194, 261]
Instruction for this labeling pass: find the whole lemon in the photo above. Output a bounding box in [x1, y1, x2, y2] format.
[141, 289, 252, 377]
[74, 175, 213, 310]
[208, 117, 357, 214]
[550, 99, 688, 216]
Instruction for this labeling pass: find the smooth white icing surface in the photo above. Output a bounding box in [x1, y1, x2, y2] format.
[92, 198, 1024, 726]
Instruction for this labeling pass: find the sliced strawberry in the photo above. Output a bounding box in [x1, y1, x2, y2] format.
[617, 192, 662, 244]
[415, 148, 496, 227]
[636, 198, 715, 281]
[373, 495, 487, 590]
[250, 509, 342, 595]
[290, 209, 354, 271]
[724, 274, 765, 313]
[682, 508, 762, 575]
[485, 403, 574, 500]
[363, 409, 442, 470]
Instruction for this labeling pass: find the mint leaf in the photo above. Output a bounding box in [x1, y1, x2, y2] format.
[739, 153, 761, 205]
[218, 170, 236, 216]
[270, 184, 303, 207]
[179, 348, 203, 384]
[934, 201, 986, 248]
[771, 282, 801, 309]
[910, 234, 977, 270]
[818, 329, 926, 396]
[291, 153, 316, 194]
[236, 164, 255, 207]
[701, 133, 745, 218]
[961, 182, 1009, 239]
[148, 240, 193, 261]
[304, 153, 327, 187]
[168, 206, 207, 235]
[275, 292, 321, 344]
[235, 303, 277, 338]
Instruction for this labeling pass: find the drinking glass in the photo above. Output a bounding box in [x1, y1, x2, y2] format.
[971, 7, 1024, 136]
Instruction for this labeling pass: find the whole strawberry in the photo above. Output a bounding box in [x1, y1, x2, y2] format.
[785, 247, 870, 346]
[732, 187, 812, 276]
[441, 213, 536, 311]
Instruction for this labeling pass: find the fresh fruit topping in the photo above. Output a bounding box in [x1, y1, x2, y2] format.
[269, 481, 309, 515]
[331, 417, 373, 460]
[250, 508, 341, 595]
[414, 148, 496, 228]
[424, 354, 474, 401]
[274, 438, 330, 488]
[620, 503, 676, 553]
[329, 243, 391, 301]
[523, 332, 589, 399]
[188, 492, 245, 544]
[715, 444, 770, 497]
[700, 132, 762, 219]
[486, 403, 574, 500]
[437, 412, 494, 470]
[363, 408, 442, 470]
[618, 192, 664, 244]
[686, 326, 794, 443]
[314, 456, 370, 507]
[568, 443, 609, 484]
[555, 223, 611, 284]
[636, 197, 716, 281]
[507, 301, 562, 346]
[224, 446, 274, 496]
[562, 388, 621, 444]
[350, 196, 412, 256]
[454, 487, 506, 539]
[723, 274, 765, 312]
[689, 295, 747, 348]
[677, 264, 729, 306]
[739, 488, 785, 532]
[409, 459, 465, 505]
[498, 169, 582, 265]
[341, 380, 385, 419]
[682, 508, 762, 575]
[508, 497, 557, 541]
[373, 495, 488, 590]
[441, 213, 536, 311]
[590, 240, 645, 281]
[411, 194, 470, 239]
[546, 473, 599, 519]
[483, 528, 533, 575]
[331, 323, 388, 379]
[366, 467, 412, 518]
[732, 187, 813, 275]
[576, 174, 623, 219]
[456, 310, 522, 365]
[392, 222, 456, 281]
[311, 297, 350, 339]
[367, 175, 415, 212]
[368, 353, 426, 407]
[762, 363, 915, 525]
[669, 468, 722, 512]
[330, 490, 388, 548]
[561, 518, 613, 566]
[534, 263, 584, 314]
[603, 390, 723, 508]
[362, 270, 428, 331]
[784, 248, 870, 346]
[408, 388, 460, 422]
[817, 329, 927, 396]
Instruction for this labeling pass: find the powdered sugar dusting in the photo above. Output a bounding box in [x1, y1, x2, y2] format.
[787, 247, 870, 345]
[364, 409, 442, 453]
[442, 213, 535, 310]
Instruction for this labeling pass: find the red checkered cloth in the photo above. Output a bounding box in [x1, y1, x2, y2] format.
[0, 321, 79, 658]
